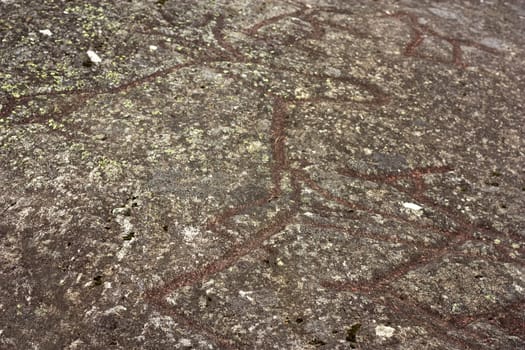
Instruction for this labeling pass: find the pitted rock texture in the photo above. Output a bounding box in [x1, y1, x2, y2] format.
[1, 0, 524, 349]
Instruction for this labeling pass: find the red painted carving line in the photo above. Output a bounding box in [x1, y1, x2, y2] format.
[453, 297, 525, 330]
[376, 293, 488, 350]
[244, 8, 307, 36]
[404, 28, 425, 56]
[146, 183, 300, 300]
[319, 20, 369, 39]
[304, 16, 325, 41]
[405, 182, 522, 243]
[338, 166, 467, 228]
[0, 96, 24, 119]
[145, 208, 298, 350]
[158, 7, 215, 32]
[235, 60, 390, 106]
[371, 170, 524, 244]
[319, 280, 487, 349]
[9, 93, 93, 127]
[337, 165, 453, 184]
[418, 19, 499, 55]
[148, 298, 244, 350]
[282, 0, 308, 9]
[338, 166, 458, 213]
[295, 169, 359, 210]
[451, 39, 465, 67]
[300, 220, 408, 244]
[289, 73, 390, 106]
[472, 299, 525, 338]
[134, 28, 224, 60]
[148, 85, 299, 300]
[205, 195, 275, 232]
[1, 91, 95, 124]
[146, 108, 300, 346]
[322, 166, 523, 296]
[148, 207, 299, 349]
[318, 72, 389, 106]
[213, 14, 246, 61]
[106, 62, 196, 92]
[384, 11, 501, 67]
[307, 201, 356, 218]
[141, 4, 395, 337]
[295, 168, 447, 236]
[323, 167, 473, 291]
[325, 272, 489, 349]
[0, 5, 385, 346]
[244, 5, 359, 43]
[1, 62, 198, 125]
[322, 239, 492, 292]
[270, 97, 289, 194]
[205, 95, 291, 233]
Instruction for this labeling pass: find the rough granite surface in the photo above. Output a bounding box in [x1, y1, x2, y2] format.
[0, 0, 524, 349]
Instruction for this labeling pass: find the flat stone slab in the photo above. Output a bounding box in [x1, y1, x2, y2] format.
[1, 0, 524, 349]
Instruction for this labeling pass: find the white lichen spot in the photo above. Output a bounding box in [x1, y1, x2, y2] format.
[375, 324, 395, 338]
[239, 290, 254, 302]
[325, 67, 342, 78]
[148, 315, 177, 342]
[67, 339, 85, 349]
[294, 87, 310, 100]
[428, 7, 459, 20]
[103, 305, 127, 315]
[115, 216, 134, 261]
[116, 241, 132, 261]
[363, 147, 373, 155]
[480, 37, 506, 50]
[484, 294, 496, 302]
[402, 202, 423, 211]
[86, 49, 102, 64]
[181, 226, 200, 242]
[39, 29, 53, 36]
[245, 140, 264, 154]
[178, 338, 192, 347]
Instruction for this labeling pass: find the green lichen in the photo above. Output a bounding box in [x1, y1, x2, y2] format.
[47, 119, 64, 130]
[1, 82, 21, 98]
[104, 70, 123, 86]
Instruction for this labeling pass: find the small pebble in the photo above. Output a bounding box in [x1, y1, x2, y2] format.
[403, 202, 423, 211]
[112, 207, 131, 216]
[86, 50, 102, 64]
[39, 29, 52, 36]
[375, 325, 395, 338]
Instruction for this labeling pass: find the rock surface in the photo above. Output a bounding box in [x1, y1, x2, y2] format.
[0, 0, 524, 349]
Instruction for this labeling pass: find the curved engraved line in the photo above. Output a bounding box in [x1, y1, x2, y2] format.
[146, 179, 301, 300]
[244, 8, 307, 36]
[148, 298, 244, 350]
[385, 11, 501, 67]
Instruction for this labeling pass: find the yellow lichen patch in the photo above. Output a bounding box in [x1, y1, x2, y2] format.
[245, 140, 264, 154]
[96, 156, 127, 179]
[47, 119, 65, 130]
[293, 86, 311, 100]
